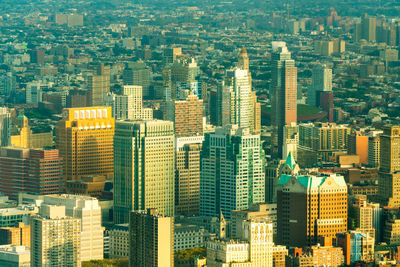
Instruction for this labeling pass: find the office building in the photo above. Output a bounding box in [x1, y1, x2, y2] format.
[358, 14, 377, 42]
[368, 130, 382, 168]
[0, 107, 11, 147]
[0, 245, 30, 267]
[273, 245, 288, 267]
[0, 147, 63, 199]
[348, 130, 369, 165]
[11, 115, 53, 149]
[271, 42, 297, 158]
[43, 194, 103, 261]
[65, 175, 106, 198]
[230, 203, 277, 240]
[200, 125, 265, 219]
[217, 69, 252, 130]
[0, 206, 39, 228]
[349, 195, 375, 239]
[109, 224, 129, 259]
[163, 47, 182, 65]
[0, 223, 30, 247]
[166, 93, 203, 137]
[104, 85, 153, 120]
[238, 48, 249, 71]
[308, 64, 332, 107]
[175, 137, 202, 215]
[87, 63, 110, 106]
[277, 173, 347, 247]
[207, 219, 274, 267]
[114, 120, 175, 223]
[56, 107, 114, 181]
[123, 61, 152, 98]
[130, 209, 174, 267]
[378, 125, 400, 207]
[298, 122, 351, 165]
[0, 72, 16, 97]
[30, 204, 81, 267]
[336, 230, 374, 265]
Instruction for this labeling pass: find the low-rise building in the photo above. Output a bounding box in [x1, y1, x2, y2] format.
[0, 245, 30, 267]
[174, 224, 207, 252]
[109, 224, 129, 259]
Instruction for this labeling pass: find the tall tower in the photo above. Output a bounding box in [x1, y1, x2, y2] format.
[308, 64, 332, 106]
[200, 125, 265, 219]
[43, 195, 104, 262]
[378, 125, 400, 207]
[238, 48, 249, 70]
[166, 93, 203, 137]
[30, 204, 81, 267]
[271, 42, 297, 159]
[0, 107, 11, 147]
[113, 120, 175, 223]
[129, 209, 174, 267]
[56, 107, 115, 181]
[217, 69, 252, 129]
[87, 63, 110, 106]
[277, 174, 347, 247]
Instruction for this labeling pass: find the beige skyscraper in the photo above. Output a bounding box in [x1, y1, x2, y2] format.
[43, 195, 104, 262]
[31, 204, 81, 267]
[114, 120, 175, 223]
[87, 63, 110, 106]
[130, 209, 174, 267]
[378, 125, 400, 207]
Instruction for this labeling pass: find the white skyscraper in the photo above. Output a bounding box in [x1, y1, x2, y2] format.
[308, 64, 332, 106]
[43, 195, 104, 262]
[30, 204, 81, 267]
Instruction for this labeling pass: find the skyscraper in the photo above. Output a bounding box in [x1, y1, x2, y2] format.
[238, 47, 249, 71]
[175, 137, 203, 215]
[271, 42, 297, 158]
[200, 125, 265, 219]
[123, 61, 152, 98]
[130, 209, 174, 267]
[217, 69, 252, 129]
[0, 107, 11, 147]
[378, 125, 400, 207]
[87, 63, 110, 106]
[114, 120, 175, 223]
[103, 85, 153, 120]
[0, 147, 63, 199]
[56, 107, 115, 181]
[308, 64, 332, 107]
[277, 173, 348, 247]
[43, 195, 104, 262]
[30, 204, 81, 267]
[166, 93, 203, 137]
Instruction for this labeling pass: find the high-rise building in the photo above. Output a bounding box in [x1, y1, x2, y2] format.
[238, 48, 249, 71]
[175, 137, 203, 215]
[114, 120, 175, 223]
[251, 91, 261, 134]
[0, 147, 63, 199]
[56, 107, 114, 181]
[271, 42, 297, 158]
[200, 125, 265, 219]
[378, 125, 400, 207]
[349, 195, 375, 239]
[103, 85, 153, 120]
[336, 230, 375, 265]
[0, 72, 16, 97]
[206, 219, 274, 267]
[43, 195, 104, 262]
[277, 173, 348, 247]
[87, 63, 110, 106]
[348, 130, 369, 165]
[298, 122, 351, 165]
[163, 47, 182, 65]
[361, 14, 377, 42]
[30, 204, 81, 267]
[0, 223, 30, 247]
[308, 64, 332, 107]
[368, 130, 382, 168]
[123, 61, 152, 98]
[0, 107, 11, 147]
[166, 93, 203, 137]
[130, 209, 174, 267]
[217, 69, 252, 130]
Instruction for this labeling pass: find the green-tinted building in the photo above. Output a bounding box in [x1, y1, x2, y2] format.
[114, 120, 175, 224]
[200, 125, 265, 219]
